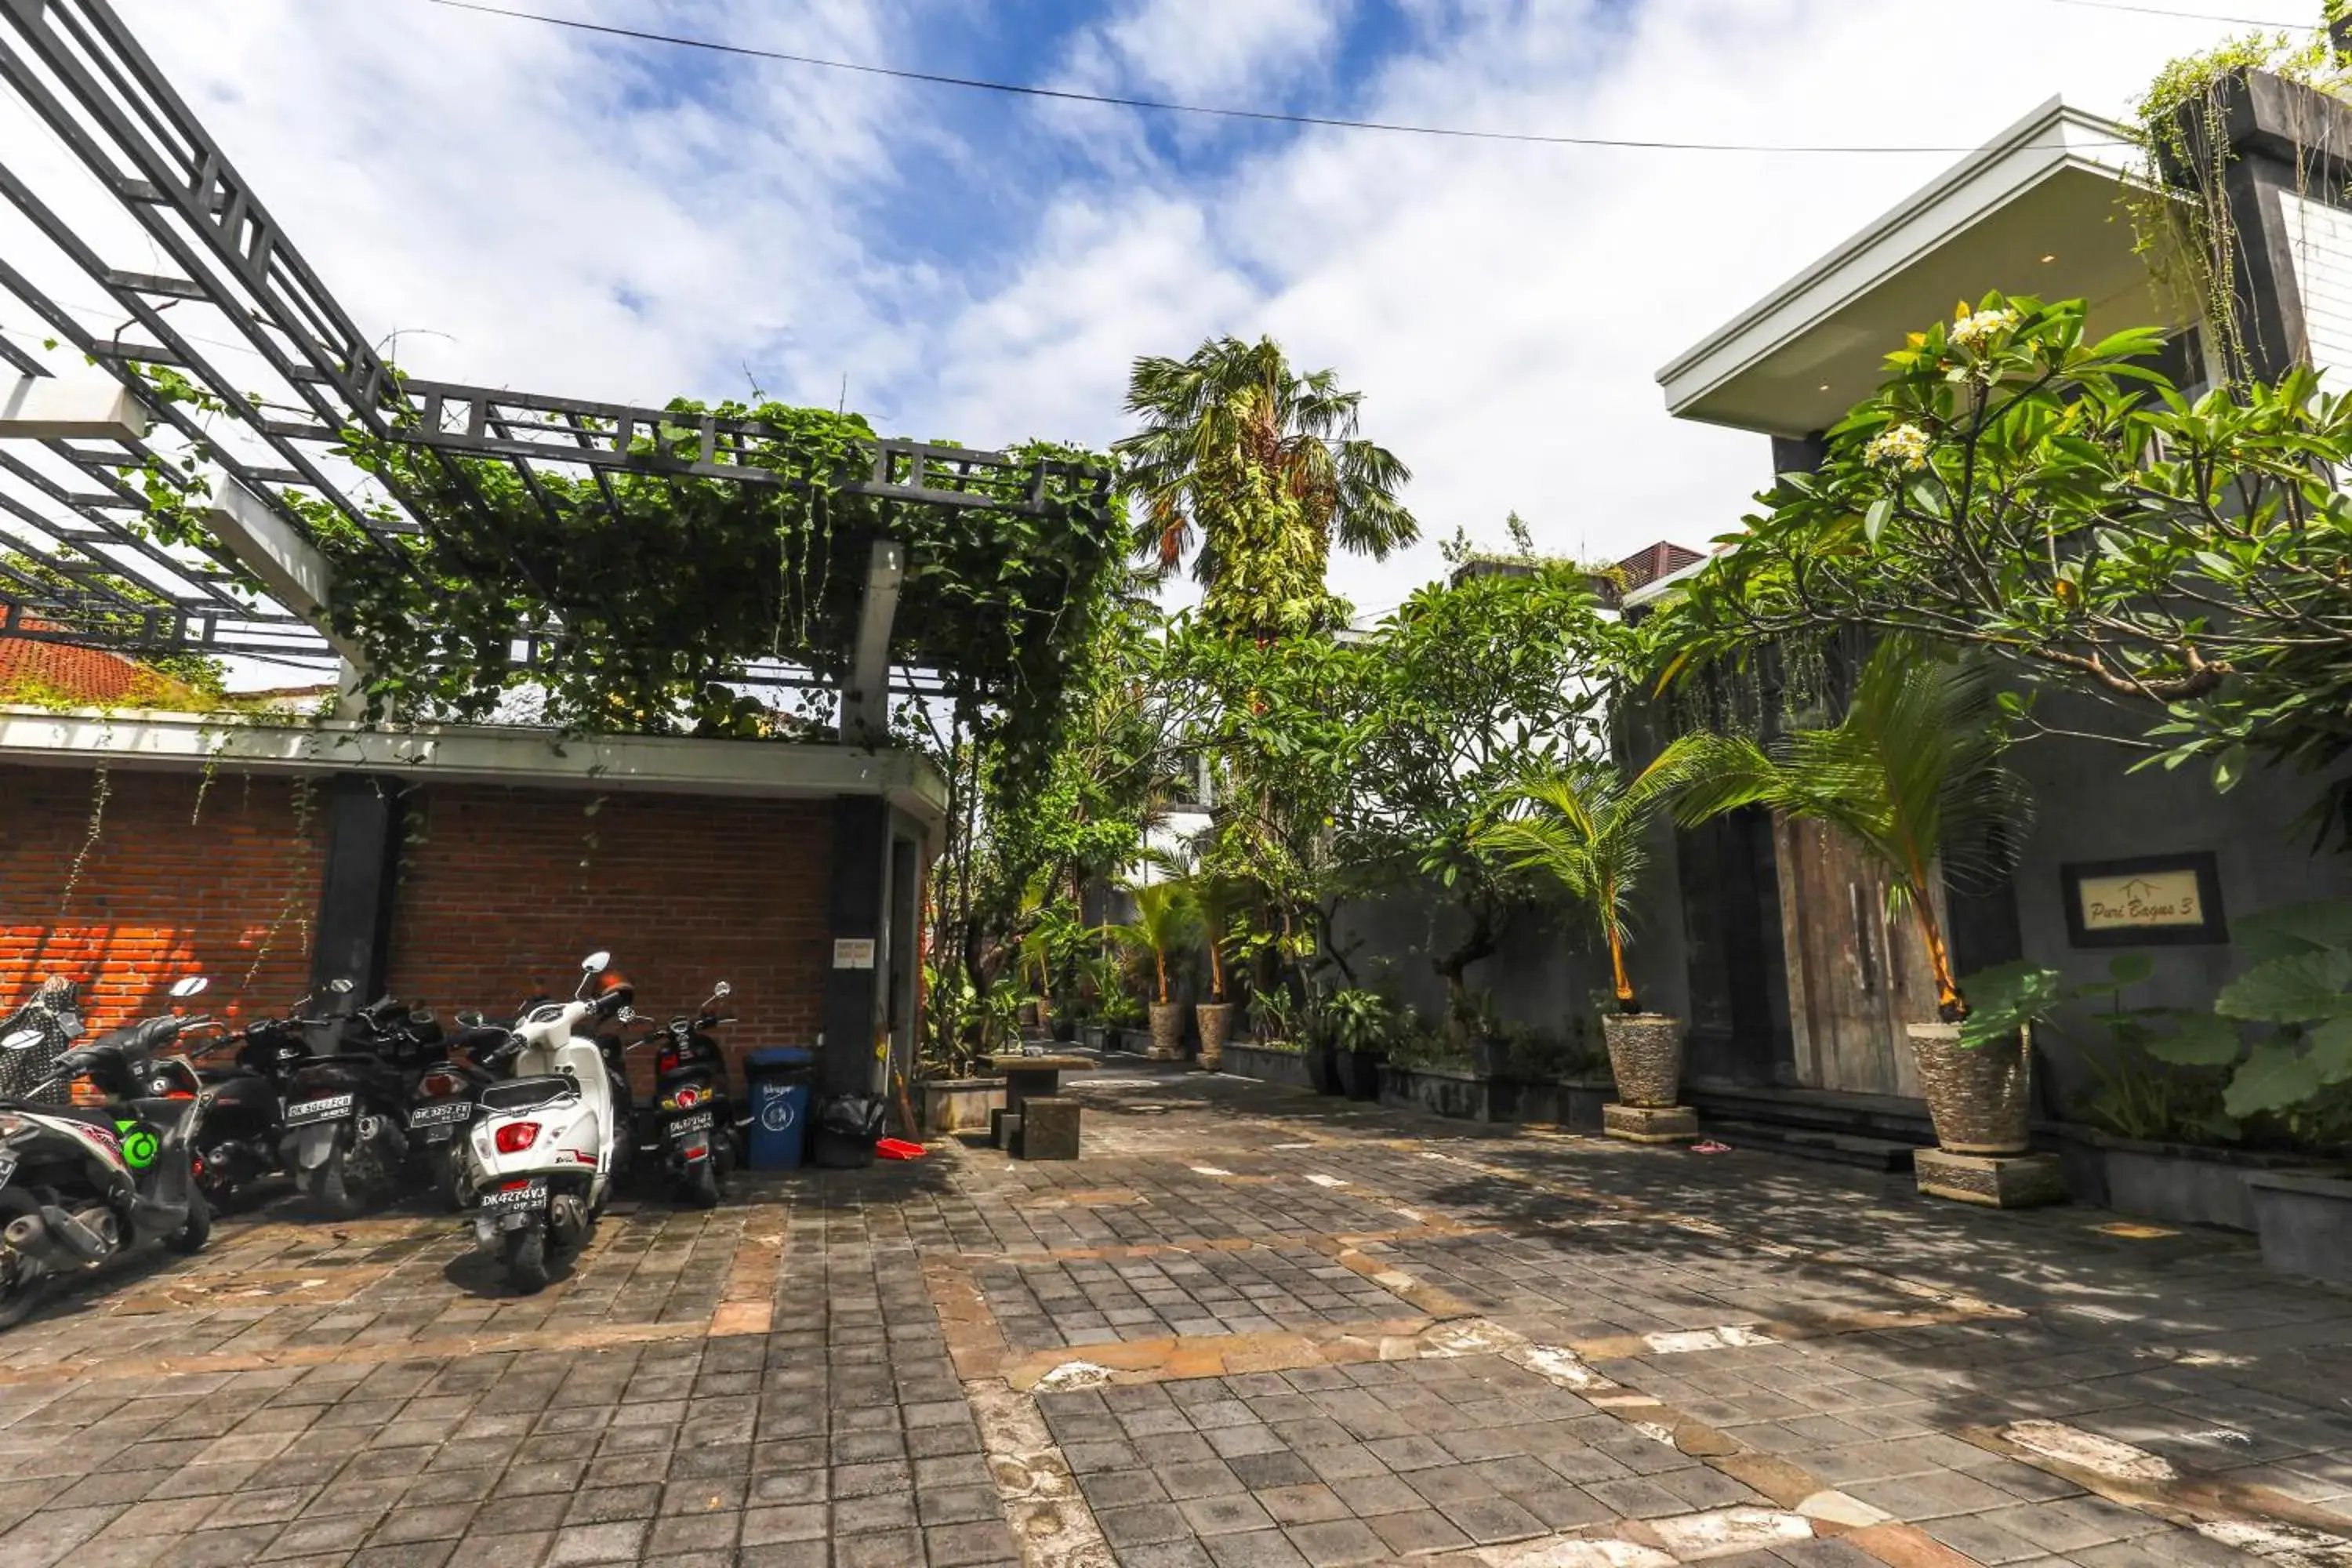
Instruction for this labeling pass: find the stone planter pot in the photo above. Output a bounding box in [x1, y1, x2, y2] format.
[919, 1077, 1005, 1135]
[1051, 1015, 1076, 1044]
[1147, 1001, 1185, 1061]
[2245, 1171, 2352, 1282]
[1602, 1013, 1684, 1109]
[1909, 1022, 2029, 1155]
[1196, 1002, 1234, 1072]
[1334, 1049, 1385, 1102]
[1080, 1024, 1106, 1053]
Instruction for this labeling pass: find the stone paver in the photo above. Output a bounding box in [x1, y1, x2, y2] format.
[0, 1064, 2342, 1566]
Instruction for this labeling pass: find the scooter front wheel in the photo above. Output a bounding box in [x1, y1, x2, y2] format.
[165, 1186, 211, 1256]
[503, 1227, 549, 1294]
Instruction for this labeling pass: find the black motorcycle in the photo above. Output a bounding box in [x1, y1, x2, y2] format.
[0, 977, 214, 1330]
[635, 981, 739, 1208]
[281, 994, 441, 1218]
[408, 1012, 514, 1211]
[177, 978, 354, 1211]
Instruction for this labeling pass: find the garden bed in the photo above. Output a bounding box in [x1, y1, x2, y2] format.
[2245, 1170, 2352, 1283]
[2052, 1128, 2324, 1232]
[1376, 1065, 1611, 1129]
[1218, 1040, 1321, 1091]
[919, 1077, 1005, 1134]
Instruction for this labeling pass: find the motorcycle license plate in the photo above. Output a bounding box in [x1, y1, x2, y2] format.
[668, 1111, 717, 1138]
[410, 1101, 470, 1129]
[483, 1178, 546, 1214]
[284, 1093, 355, 1127]
[0, 1155, 14, 1191]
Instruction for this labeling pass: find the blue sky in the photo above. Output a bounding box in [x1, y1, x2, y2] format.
[58, 0, 2336, 609]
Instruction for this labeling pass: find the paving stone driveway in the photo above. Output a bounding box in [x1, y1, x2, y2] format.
[0, 1065, 2346, 1566]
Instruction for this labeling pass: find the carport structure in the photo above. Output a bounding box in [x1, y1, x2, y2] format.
[0, 0, 1116, 1108]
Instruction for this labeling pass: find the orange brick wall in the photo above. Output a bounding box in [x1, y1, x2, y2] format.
[0, 767, 326, 1030]
[388, 786, 833, 1093]
[2, 768, 837, 1094]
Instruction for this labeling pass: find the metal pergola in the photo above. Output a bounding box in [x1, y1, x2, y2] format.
[0, 0, 1106, 718]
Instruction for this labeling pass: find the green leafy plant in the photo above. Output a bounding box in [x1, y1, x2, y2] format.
[1677, 641, 2031, 1022]
[1962, 953, 2242, 1144]
[1321, 989, 1392, 1056]
[2210, 897, 2352, 1120]
[1480, 739, 1708, 1015]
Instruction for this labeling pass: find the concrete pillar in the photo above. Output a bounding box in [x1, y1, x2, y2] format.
[819, 794, 891, 1102]
[307, 775, 405, 1025]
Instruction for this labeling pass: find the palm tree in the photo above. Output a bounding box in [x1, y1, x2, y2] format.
[1112, 877, 1200, 1006]
[1114, 336, 1417, 638]
[1480, 739, 1711, 1016]
[1674, 641, 2031, 1021]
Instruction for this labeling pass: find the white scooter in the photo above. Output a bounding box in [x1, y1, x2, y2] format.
[459, 952, 635, 1293]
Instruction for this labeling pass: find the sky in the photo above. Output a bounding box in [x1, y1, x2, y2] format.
[28, 0, 2335, 615]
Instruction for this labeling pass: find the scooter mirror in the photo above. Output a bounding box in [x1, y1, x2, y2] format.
[169, 976, 210, 998]
[582, 951, 611, 973]
[713, 981, 732, 1000]
[328, 978, 356, 995]
[1, 1029, 42, 1051]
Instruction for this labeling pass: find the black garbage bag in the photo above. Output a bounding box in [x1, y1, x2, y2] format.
[818, 1093, 887, 1139]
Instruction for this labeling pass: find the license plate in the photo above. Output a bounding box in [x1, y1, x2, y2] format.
[284, 1093, 355, 1127]
[0, 1155, 14, 1191]
[668, 1111, 716, 1138]
[409, 1101, 470, 1127]
[482, 1179, 546, 1212]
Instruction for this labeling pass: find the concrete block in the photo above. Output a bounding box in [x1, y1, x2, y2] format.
[1604, 1103, 1698, 1144]
[1915, 1147, 2066, 1208]
[1017, 1098, 1080, 1161]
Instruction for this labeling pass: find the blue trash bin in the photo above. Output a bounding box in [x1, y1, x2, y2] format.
[746, 1047, 815, 1170]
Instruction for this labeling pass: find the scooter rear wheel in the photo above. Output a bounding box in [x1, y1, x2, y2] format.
[684, 1159, 720, 1209]
[503, 1227, 549, 1294]
[425, 1147, 466, 1213]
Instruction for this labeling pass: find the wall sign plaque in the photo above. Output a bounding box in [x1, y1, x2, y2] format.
[2060, 852, 2227, 948]
[831, 938, 877, 970]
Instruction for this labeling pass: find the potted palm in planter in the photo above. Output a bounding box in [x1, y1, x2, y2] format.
[1483, 740, 1708, 1142]
[1679, 641, 2052, 1204]
[1115, 877, 1199, 1062]
[1191, 873, 1246, 1073]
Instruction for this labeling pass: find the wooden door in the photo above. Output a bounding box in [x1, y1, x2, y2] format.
[1773, 816, 1943, 1098]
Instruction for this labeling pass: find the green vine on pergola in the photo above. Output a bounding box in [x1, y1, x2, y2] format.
[129, 381, 1124, 763]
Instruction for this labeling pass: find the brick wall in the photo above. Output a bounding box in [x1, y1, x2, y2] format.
[0, 766, 327, 1030]
[389, 786, 833, 1094]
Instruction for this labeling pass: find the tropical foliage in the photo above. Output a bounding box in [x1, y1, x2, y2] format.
[1676, 641, 2032, 1021]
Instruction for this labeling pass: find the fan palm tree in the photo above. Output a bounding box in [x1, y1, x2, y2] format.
[1480, 739, 1711, 1016]
[1114, 336, 1417, 638]
[1674, 641, 2032, 1022]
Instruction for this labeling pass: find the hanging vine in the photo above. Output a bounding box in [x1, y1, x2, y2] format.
[56, 764, 110, 916]
[242, 775, 321, 993]
[2125, 21, 2352, 385]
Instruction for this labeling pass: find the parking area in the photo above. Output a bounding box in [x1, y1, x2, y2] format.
[0, 1066, 2347, 1567]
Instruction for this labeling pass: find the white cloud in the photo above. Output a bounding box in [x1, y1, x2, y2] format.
[1098, 0, 1352, 101]
[5, 0, 2318, 629]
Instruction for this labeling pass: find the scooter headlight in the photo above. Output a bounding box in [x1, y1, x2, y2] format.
[0, 1112, 27, 1140]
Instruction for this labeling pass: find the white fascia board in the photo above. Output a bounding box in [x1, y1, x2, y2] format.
[201, 470, 368, 666]
[0, 376, 151, 441]
[0, 706, 951, 826]
[1657, 98, 2138, 412]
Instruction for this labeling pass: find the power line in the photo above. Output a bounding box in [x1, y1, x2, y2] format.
[2045, 0, 2315, 24]
[423, 0, 2124, 156]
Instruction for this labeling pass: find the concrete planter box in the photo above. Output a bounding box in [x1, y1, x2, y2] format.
[1219, 1041, 1318, 1091]
[920, 1077, 1005, 1134]
[2246, 1171, 2352, 1282]
[2069, 1132, 2316, 1232]
[1334, 1049, 1385, 1101]
[1377, 1066, 1615, 1128]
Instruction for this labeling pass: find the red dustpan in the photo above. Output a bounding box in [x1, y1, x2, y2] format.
[874, 1138, 925, 1161]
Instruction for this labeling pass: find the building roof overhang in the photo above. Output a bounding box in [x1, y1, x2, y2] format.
[0, 708, 950, 828]
[1657, 98, 2189, 439]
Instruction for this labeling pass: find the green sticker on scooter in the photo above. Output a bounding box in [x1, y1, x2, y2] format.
[114, 1122, 158, 1169]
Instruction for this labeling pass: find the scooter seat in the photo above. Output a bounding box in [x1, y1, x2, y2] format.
[481, 1075, 577, 1114]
